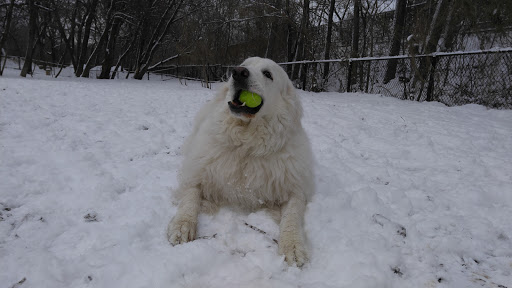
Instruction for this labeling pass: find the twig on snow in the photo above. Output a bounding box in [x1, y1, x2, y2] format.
[244, 222, 278, 244]
[10, 277, 26, 288]
[197, 233, 217, 240]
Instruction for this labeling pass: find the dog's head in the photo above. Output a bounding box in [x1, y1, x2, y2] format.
[226, 57, 301, 121]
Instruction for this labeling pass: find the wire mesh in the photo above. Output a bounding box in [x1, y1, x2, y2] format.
[278, 50, 512, 109]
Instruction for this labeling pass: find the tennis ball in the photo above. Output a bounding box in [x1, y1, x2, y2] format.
[239, 91, 262, 108]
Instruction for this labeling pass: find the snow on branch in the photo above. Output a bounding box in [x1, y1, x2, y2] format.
[34, 3, 53, 11]
[202, 13, 285, 25]
[148, 53, 187, 70]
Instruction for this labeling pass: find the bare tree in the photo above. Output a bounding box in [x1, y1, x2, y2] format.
[348, 0, 360, 91]
[423, 0, 451, 55]
[75, 0, 99, 77]
[291, 0, 310, 82]
[321, 0, 336, 88]
[133, 0, 186, 79]
[81, 0, 117, 78]
[99, 9, 124, 79]
[132, 0, 204, 80]
[0, 0, 15, 75]
[414, 0, 452, 101]
[264, 0, 282, 59]
[50, 0, 80, 72]
[351, 0, 360, 58]
[20, 0, 38, 77]
[285, 0, 296, 74]
[383, 0, 407, 84]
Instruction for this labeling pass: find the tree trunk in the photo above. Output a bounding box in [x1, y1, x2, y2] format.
[0, 0, 15, 76]
[285, 0, 295, 75]
[298, 0, 310, 90]
[360, 11, 367, 91]
[440, 0, 457, 51]
[418, 0, 451, 80]
[99, 17, 122, 79]
[74, 7, 87, 67]
[291, 0, 309, 82]
[55, 51, 67, 78]
[21, 0, 38, 77]
[264, 25, 274, 59]
[383, 0, 407, 84]
[76, 0, 100, 77]
[264, 0, 281, 60]
[69, 0, 79, 54]
[416, 0, 452, 100]
[351, 0, 360, 59]
[349, 0, 360, 90]
[321, 0, 335, 88]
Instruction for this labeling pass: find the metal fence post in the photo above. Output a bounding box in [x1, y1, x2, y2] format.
[206, 63, 210, 89]
[426, 56, 437, 102]
[302, 63, 307, 91]
[347, 60, 352, 92]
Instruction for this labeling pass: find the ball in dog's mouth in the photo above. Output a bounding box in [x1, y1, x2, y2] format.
[228, 90, 264, 116]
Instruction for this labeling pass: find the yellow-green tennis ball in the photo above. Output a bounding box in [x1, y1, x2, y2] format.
[239, 91, 262, 108]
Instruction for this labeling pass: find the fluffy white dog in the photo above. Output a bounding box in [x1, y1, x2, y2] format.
[167, 57, 314, 266]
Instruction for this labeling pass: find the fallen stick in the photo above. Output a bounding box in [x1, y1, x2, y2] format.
[244, 222, 278, 245]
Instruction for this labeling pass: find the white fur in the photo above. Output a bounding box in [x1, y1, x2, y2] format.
[167, 57, 314, 266]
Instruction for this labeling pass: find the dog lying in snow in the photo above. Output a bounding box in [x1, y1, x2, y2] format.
[167, 57, 314, 266]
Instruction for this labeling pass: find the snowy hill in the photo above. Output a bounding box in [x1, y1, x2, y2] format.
[1, 74, 511, 288]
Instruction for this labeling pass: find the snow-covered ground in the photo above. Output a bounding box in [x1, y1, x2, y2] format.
[1, 70, 511, 288]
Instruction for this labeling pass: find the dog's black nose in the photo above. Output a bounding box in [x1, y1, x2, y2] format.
[232, 67, 249, 82]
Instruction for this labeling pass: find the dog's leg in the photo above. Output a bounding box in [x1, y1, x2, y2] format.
[167, 186, 201, 245]
[278, 195, 308, 267]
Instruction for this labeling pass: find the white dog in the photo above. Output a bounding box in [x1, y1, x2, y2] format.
[167, 57, 314, 266]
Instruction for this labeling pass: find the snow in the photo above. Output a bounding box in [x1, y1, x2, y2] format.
[1, 72, 511, 288]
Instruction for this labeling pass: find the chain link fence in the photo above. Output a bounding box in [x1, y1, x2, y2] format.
[154, 49, 511, 109]
[280, 49, 512, 109]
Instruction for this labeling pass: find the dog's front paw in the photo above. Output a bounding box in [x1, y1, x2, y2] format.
[167, 217, 197, 246]
[278, 233, 308, 267]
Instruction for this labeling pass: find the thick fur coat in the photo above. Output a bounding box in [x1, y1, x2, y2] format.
[167, 57, 314, 266]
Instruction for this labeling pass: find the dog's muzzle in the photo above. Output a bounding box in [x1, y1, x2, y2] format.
[228, 67, 263, 116]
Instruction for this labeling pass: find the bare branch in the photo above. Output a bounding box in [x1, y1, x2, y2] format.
[202, 13, 285, 25]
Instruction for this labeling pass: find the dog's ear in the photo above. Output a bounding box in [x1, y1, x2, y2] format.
[282, 79, 303, 121]
[286, 80, 296, 99]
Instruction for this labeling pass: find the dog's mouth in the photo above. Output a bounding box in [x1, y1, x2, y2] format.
[228, 90, 264, 116]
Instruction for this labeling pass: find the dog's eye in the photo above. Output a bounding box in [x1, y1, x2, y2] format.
[263, 70, 273, 80]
